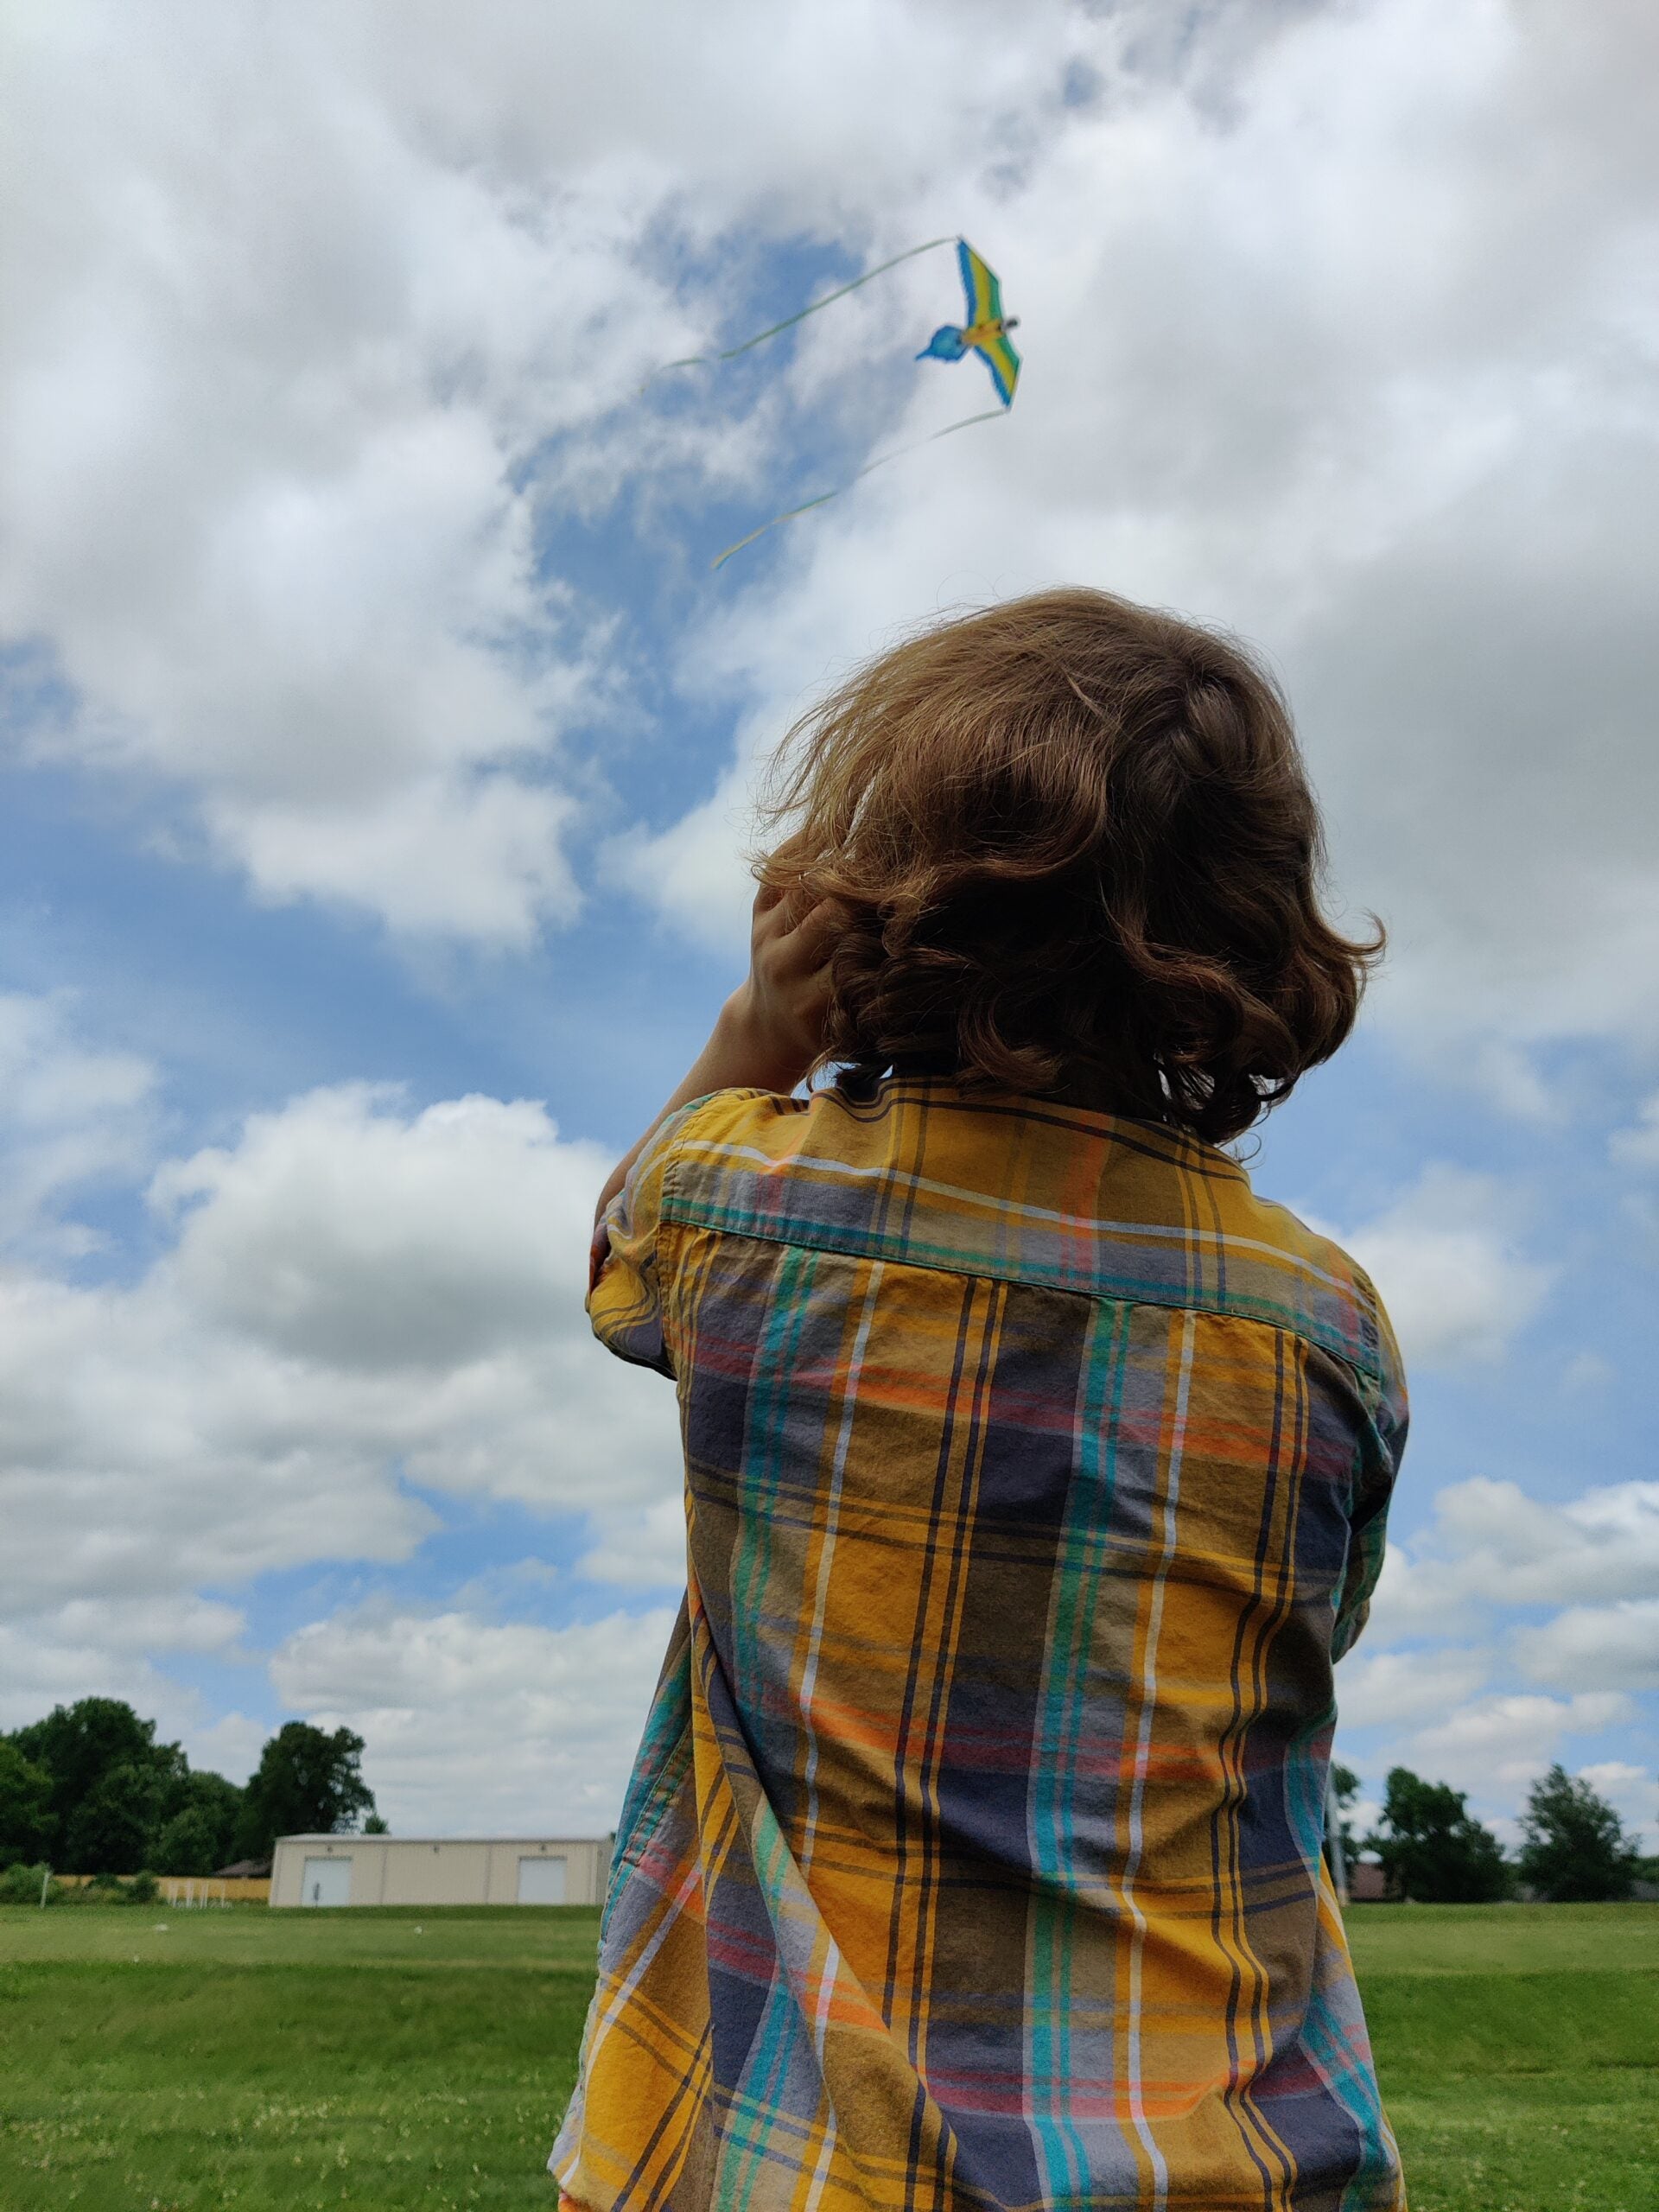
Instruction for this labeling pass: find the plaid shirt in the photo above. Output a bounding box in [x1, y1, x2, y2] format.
[552, 1079, 1407, 2212]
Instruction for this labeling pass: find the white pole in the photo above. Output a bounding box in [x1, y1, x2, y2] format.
[39, 1866, 49, 1909]
[1325, 1769, 1350, 1906]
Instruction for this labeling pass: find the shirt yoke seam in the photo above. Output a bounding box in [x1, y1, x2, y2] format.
[656, 1179, 1382, 1389]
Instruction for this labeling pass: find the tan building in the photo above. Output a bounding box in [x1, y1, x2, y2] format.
[270, 1832, 612, 1908]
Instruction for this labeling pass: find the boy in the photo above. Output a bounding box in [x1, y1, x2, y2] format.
[553, 589, 1407, 2211]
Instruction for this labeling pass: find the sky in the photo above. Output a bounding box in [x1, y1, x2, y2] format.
[1, 0, 1656, 1853]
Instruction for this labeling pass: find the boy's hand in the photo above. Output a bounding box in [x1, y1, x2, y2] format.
[719, 879, 842, 1094]
[592, 876, 843, 1230]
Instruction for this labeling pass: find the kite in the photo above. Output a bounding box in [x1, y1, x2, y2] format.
[915, 239, 1021, 408]
[641, 233, 1019, 568]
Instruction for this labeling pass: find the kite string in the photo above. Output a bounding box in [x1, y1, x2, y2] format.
[711, 406, 1007, 569]
[652, 234, 957, 376]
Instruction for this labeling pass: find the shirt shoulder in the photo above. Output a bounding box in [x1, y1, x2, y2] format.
[662, 1080, 1396, 1389]
[586, 1088, 779, 1374]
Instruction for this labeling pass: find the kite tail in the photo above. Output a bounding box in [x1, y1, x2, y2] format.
[711, 407, 1007, 569]
[647, 234, 957, 382]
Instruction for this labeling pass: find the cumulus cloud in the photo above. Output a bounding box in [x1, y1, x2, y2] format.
[1367, 1475, 1659, 1645]
[0, 1604, 262, 1780]
[0, 1079, 685, 1704]
[270, 1603, 679, 1833]
[1342, 1474, 1659, 1815]
[1399, 1690, 1633, 1800]
[1315, 1165, 1552, 1369]
[1334, 1644, 1492, 1731]
[0, 992, 156, 1254]
[1513, 1599, 1659, 1694]
[1339, 1688, 1648, 1844]
[578, 1495, 690, 1592]
[1573, 1760, 1659, 1852]
[1, 0, 1085, 942]
[9, 0, 1659, 1041]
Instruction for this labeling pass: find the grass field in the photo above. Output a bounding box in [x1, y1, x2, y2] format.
[1, 1901, 1655, 2209]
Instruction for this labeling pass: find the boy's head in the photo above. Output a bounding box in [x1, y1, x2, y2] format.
[759, 587, 1380, 1146]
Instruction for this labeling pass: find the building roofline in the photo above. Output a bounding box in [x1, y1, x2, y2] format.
[274, 1833, 613, 1845]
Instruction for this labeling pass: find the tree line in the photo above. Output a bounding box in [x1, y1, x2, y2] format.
[1332, 1760, 1650, 1903]
[3, 1696, 1647, 1902]
[0, 1698, 382, 1877]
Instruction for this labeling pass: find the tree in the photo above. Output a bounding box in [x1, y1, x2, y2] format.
[1517, 1764, 1638, 1903]
[0, 1741, 54, 1868]
[154, 1804, 226, 1876]
[170, 1770, 244, 1869]
[363, 1813, 390, 1834]
[4, 1700, 244, 1873]
[1329, 1761, 1362, 1862]
[63, 1761, 163, 1874]
[1365, 1767, 1511, 1903]
[10, 1699, 166, 1861]
[237, 1724, 375, 1859]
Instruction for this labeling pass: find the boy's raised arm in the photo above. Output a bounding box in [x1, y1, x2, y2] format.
[593, 880, 841, 1228]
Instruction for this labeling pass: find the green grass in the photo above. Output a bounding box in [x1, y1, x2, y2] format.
[1345, 1904, 1659, 2211]
[0, 1905, 599, 2209]
[1, 1900, 1655, 2209]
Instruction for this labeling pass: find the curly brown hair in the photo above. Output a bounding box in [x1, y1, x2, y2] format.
[756, 588, 1381, 1147]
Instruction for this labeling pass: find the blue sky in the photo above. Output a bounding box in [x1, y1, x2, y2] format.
[2, 0, 1656, 1847]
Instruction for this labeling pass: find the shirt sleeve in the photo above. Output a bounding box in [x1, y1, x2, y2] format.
[586, 1096, 718, 1377]
[1332, 1285, 1409, 1662]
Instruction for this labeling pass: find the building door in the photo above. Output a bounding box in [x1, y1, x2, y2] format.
[517, 1855, 567, 1904]
[302, 1856, 352, 1907]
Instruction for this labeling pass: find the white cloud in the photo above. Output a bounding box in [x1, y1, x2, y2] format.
[1574, 1759, 1659, 1852]
[1370, 1477, 1659, 1643]
[270, 1603, 678, 1833]
[0, 1077, 686, 1713]
[0, 992, 157, 1254]
[0, 0, 1084, 942]
[578, 1495, 690, 1592]
[1610, 1094, 1659, 1170]
[1334, 1644, 1491, 1730]
[1513, 1599, 1659, 1694]
[151, 1085, 607, 1370]
[8, 0, 1659, 1035]
[217, 772, 582, 946]
[609, 760, 760, 959]
[1348, 1475, 1659, 1796]
[1315, 1165, 1552, 1369]
[1400, 1689, 1633, 1799]
[0, 1621, 188, 1736]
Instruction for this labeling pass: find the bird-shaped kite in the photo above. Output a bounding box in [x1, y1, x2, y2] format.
[645, 233, 1020, 567]
[915, 240, 1021, 408]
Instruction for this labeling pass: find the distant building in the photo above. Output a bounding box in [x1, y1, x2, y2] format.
[1347, 1859, 1390, 1903]
[270, 1832, 613, 1908]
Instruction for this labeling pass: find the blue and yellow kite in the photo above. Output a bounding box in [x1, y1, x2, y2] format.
[915, 240, 1020, 408]
[649, 232, 1020, 566]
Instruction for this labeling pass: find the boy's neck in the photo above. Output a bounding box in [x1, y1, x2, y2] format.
[884, 1052, 1160, 1124]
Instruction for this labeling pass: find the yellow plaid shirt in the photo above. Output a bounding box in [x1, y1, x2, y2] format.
[553, 1077, 1407, 2211]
